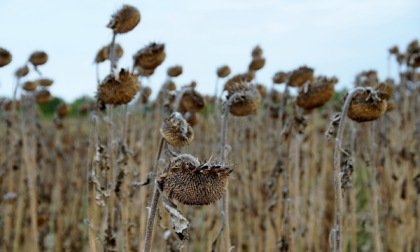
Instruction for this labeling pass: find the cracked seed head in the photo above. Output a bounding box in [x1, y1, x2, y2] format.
[158, 154, 232, 205]
[97, 68, 140, 105]
[160, 112, 194, 147]
[0, 48, 12, 67]
[107, 5, 140, 34]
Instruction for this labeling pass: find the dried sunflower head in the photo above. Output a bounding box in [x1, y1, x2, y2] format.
[288, 66, 314, 87]
[227, 82, 262, 116]
[22, 81, 38, 92]
[36, 78, 54, 87]
[249, 57, 265, 71]
[251, 45, 263, 58]
[107, 5, 141, 34]
[15, 65, 29, 78]
[133, 42, 166, 70]
[0, 48, 12, 67]
[224, 72, 254, 92]
[167, 65, 183, 77]
[273, 71, 288, 84]
[160, 112, 194, 147]
[347, 87, 388, 122]
[95, 44, 124, 63]
[296, 76, 337, 110]
[29, 51, 48, 66]
[184, 111, 200, 127]
[56, 103, 71, 118]
[158, 154, 232, 206]
[217, 65, 231, 78]
[179, 89, 205, 113]
[97, 68, 140, 105]
[35, 90, 52, 104]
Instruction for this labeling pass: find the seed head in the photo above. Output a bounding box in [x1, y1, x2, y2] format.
[15, 65, 29, 78]
[0, 48, 12, 67]
[22, 81, 38, 92]
[288, 66, 314, 87]
[56, 103, 71, 118]
[139, 86, 152, 104]
[273, 71, 289, 84]
[251, 45, 263, 58]
[167, 65, 183, 77]
[184, 112, 200, 127]
[224, 72, 254, 92]
[255, 84, 267, 98]
[228, 82, 262, 116]
[133, 42, 166, 70]
[107, 5, 141, 34]
[217, 65, 231, 78]
[180, 89, 205, 113]
[296, 76, 337, 110]
[158, 154, 232, 206]
[29, 51, 48, 66]
[389, 46, 399, 55]
[160, 112, 194, 147]
[36, 78, 54, 87]
[95, 44, 124, 63]
[249, 57, 266, 71]
[35, 90, 52, 104]
[270, 89, 282, 103]
[347, 88, 387, 122]
[97, 68, 140, 105]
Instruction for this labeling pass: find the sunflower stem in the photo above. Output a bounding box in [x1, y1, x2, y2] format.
[333, 87, 365, 252]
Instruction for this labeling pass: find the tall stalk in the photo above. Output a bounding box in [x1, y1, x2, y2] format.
[87, 114, 98, 252]
[333, 87, 365, 252]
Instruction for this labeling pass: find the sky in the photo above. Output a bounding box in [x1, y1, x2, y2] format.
[0, 0, 419, 102]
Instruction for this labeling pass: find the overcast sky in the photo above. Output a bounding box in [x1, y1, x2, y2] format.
[1, 0, 419, 102]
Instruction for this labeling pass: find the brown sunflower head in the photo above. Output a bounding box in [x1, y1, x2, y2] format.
[15, 65, 29, 78]
[133, 42, 166, 70]
[255, 84, 267, 98]
[249, 57, 266, 71]
[56, 103, 71, 118]
[251, 45, 263, 58]
[407, 47, 420, 68]
[36, 78, 54, 87]
[167, 65, 183, 77]
[158, 154, 232, 206]
[184, 111, 200, 127]
[29, 51, 48, 66]
[160, 112, 194, 147]
[347, 88, 388, 122]
[179, 89, 205, 113]
[217, 65, 231, 78]
[97, 68, 140, 105]
[270, 88, 282, 103]
[389, 46, 399, 55]
[35, 90, 52, 104]
[375, 83, 393, 101]
[227, 82, 262, 116]
[107, 5, 141, 34]
[273, 71, 289, 84]
[95, 44, 124, 63]
[224, 72, 254, 92]
[0, 48, 12, 67]
[296, 76, 337, 110]
[22, 81, 38, 92]
[140, 86, 152, 103]
[288, 66, 314, 87]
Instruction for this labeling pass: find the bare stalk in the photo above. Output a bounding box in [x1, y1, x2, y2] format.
[87, 114, 98, 252]
[143, 137, 165, 252]
[109, 33, 117, 70]
[333, 87, 365, 252]
[218, 93, 238, 252]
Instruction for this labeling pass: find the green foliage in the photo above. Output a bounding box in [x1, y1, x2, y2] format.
[69, 95, 94, 117]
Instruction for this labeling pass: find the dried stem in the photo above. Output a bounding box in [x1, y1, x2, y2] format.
[143, 137, 165, 252]
[87, 114, 98, 252]
[333, 87, 365, 252]
[110, 33, 117, 71]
